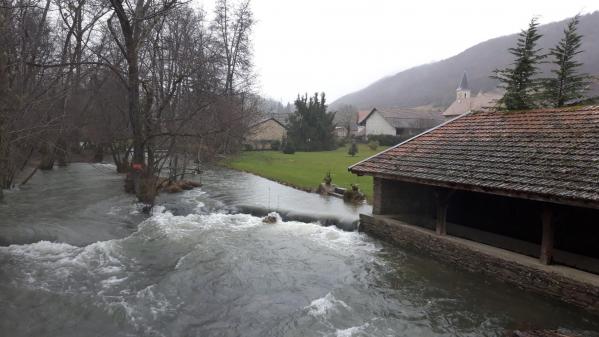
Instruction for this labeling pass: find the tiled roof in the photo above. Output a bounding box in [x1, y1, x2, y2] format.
[359, 107, 444, 128]
[349, 106, 599, 207]
[443, 91, 502, 117]
[357, 110, 371, 124]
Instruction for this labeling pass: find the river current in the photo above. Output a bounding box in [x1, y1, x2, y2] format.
[0, 163, 598, 337]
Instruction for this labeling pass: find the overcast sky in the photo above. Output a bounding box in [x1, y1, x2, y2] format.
[195, 0, 599, 103]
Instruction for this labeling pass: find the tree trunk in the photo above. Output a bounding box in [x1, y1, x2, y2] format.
[39, 142, 55, 170]
[111, 143, 130, 173]
[93, 144, 104, 162]
[56, 137, 68, 166]
[127, 52, 147, 203]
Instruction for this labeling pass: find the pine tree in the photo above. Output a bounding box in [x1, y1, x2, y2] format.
[287, 93, 336, 151]
[492, 18, 545, 110]
[542, 15, 591, 107]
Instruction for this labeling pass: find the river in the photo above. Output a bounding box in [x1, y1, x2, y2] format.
[0, 163, 598, 337]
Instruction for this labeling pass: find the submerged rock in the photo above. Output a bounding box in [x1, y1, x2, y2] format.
[262, 212, 279, 224]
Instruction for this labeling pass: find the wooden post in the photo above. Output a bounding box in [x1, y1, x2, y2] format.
[373, 177, 383, 215]
[435, 189, 452, 235]
[436, 201, 448, 235]
[539, 207, 554, 265]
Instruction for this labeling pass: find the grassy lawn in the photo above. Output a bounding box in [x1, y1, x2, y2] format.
[222, 144, 386, 202]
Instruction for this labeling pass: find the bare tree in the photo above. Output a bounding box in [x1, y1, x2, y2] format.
[211, 0, 253, 96]
[0, 0, 258, 206]
[336, 104, 358, 138]
[0, 0, 63, 195]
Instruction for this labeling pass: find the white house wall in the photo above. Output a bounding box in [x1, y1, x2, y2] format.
[365, 111, 396, 136]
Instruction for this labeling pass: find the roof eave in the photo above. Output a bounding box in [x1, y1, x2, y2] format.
[352, 171, 599, 210]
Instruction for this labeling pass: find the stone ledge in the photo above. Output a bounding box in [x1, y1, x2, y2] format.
[359, 214, 599, 314]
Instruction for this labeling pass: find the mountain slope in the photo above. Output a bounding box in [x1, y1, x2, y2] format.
[331, 12, 599, 110]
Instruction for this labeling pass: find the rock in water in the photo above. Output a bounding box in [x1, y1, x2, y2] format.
[262, 212, 279, 224]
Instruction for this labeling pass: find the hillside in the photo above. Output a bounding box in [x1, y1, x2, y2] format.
[331, 12, 599, 110]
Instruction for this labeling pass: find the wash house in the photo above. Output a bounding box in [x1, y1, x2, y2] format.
[350, 106, 599, 275]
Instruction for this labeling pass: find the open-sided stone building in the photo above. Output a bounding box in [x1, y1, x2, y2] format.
[350, 106, 599, 313]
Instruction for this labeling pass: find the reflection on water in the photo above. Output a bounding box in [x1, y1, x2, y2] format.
[0, 163, 598, 337]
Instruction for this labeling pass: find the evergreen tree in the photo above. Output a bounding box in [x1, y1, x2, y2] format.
[287, 93, 336, 151]
[492, 18, 545, 110]
[542, 15, 591, 107]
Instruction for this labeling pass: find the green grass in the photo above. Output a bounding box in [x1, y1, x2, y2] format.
[222, 144, 386, 202]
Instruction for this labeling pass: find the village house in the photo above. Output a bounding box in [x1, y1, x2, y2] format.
[357, 107, 444, 139]
[334, 126, 349, 138]
[244, 118, 287, 150]
[443, 72, 502, 119]
[350, 106, 599, 313]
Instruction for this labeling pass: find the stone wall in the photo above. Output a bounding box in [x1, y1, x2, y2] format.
[246, 119, 286, 141]
[245, 119, 287, 150]
[360, 214, 599, 315]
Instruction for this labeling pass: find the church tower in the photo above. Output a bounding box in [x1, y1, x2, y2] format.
[456, 72, 470, 103]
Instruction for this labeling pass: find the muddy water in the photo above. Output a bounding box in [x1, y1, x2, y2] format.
[0, 163, 598, 337]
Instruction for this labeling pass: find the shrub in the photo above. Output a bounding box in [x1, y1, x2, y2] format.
[343, 183, 365, 203]
[348, 142, 358, 156]
[323, 171, 332, 185]
[243, 143, 254, 151]
[336, 137, 348, 148]
[367, 134, 402, 146]
[282, 140, 296, 154]
[270, 140, 281, 151]
[367, 140, 379, 150]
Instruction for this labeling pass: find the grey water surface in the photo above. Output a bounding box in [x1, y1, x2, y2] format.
[0, 163, 598, 337]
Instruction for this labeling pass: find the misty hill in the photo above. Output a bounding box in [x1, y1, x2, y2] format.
[331, 12, 599, 110]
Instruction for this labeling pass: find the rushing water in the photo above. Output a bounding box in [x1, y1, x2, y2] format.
[0, 163, 598, 337]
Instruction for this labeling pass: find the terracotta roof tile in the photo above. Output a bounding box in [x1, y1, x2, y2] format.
[349, 106, 599, 206]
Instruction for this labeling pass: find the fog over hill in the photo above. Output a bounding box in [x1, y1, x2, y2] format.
[331, 12, 599, 110]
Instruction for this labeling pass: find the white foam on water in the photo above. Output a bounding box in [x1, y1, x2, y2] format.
[151, 205, 167, 215]
[305, 222, 380, 255]
[143, 210, 263, 236]
[306, 292, 350, 317]
[183, 188, 206, 200]
[180, 188, 207, 212]
[135, 284, 178, 320]
[1, 239, 128, 292]
[3, 240, 79, 259]
[93, 163, 117, 169]
[334, 323, 369, 337]
[0, 235, 174, 335]
[100, 275, 128, 287]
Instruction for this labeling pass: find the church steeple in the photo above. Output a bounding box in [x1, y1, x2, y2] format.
[456, 72, 471, 102]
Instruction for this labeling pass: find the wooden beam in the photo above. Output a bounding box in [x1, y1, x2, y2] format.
[365, 173, 599, 210]
[539, 207, 555, 265]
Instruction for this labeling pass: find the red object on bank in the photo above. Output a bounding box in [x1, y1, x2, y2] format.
[131, 163, 143, 171]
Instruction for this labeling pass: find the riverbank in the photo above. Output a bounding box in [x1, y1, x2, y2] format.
[221, 144, 384, 202]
